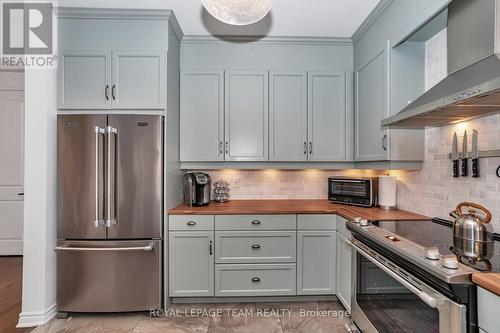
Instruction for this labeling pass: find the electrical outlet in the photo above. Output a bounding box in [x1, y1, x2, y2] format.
[231, 177, 241, 188]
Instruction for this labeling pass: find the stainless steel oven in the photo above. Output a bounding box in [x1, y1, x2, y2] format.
[351, 239, 466, 333]
[328, 177, 378, 207]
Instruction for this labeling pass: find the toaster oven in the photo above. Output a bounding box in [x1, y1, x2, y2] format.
[328, 177, 378, 207]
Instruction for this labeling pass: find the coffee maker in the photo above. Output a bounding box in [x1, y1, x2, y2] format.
[183, 172, 211, 206]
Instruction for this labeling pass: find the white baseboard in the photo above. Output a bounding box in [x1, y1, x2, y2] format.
[17, 303, 57, 328]
[0, 239, 23, 255]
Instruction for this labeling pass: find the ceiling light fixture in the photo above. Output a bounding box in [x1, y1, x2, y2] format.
[201, 0, 272, 26]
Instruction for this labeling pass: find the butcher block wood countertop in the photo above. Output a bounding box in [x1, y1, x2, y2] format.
[473, 273, 500, 296]
[168, 199, 430, 221]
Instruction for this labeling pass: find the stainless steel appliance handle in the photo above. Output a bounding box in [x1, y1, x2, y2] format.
[94, 127, 105, 228]
[352, 242, 444, 308]
[106, 126, 118, 228]
[55, 242, 154, 252]
[333, 179, 364, 183]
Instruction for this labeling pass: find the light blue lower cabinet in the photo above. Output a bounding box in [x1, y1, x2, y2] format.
[478, 286, 500, 333]
[168, 213, 350, 299]
[168, 231, 214, 297]
[336, 232, 352, 312]
[215, 263, 296, 297]
[297, 231, 337, 295]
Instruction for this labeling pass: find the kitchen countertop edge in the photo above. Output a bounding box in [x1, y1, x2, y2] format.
[472, 273, 500, 297]
[168, 199, 430, 221]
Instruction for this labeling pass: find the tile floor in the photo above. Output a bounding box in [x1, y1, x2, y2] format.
[31, 301, 351, 333]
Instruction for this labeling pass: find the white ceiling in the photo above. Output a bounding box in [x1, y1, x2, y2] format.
[58, 0, 380, 38]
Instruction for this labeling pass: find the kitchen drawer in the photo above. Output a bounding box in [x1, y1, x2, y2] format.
[215, 215, 296, 230]
[169, 215, 214, 231]
[215, 264, 296, 296]
[297, 214, 336, 230]
[215, 231, 296, 264]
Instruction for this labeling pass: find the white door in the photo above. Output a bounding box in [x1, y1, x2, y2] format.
[180, 71, 224, 162]
[269, 71, 308, 162]
[112, 50, 165, 109]
[168, 231, 214, 297]
[307, 72, 346, 161]
[58, 50, 112, 109]
[0, 73, 24, 255]
[297, 231, 336, 295]
[225, 71, 269, 161]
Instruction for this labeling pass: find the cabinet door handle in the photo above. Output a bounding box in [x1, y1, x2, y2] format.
[251, 277, 261, 283]
[209, 240, 213, 255]
[382, 134, 387, 151]
[105, 85, 110, 100]
[219, 141, 223, 155]
[251, 220, 261, 225]
[303, 142, 307, 155]
[187, 221, 196, 226]
[309, 142, 312, 154]
[225, 141, 229, 155]
[251, 244, 261, 249]
[112, 84, 116, 100]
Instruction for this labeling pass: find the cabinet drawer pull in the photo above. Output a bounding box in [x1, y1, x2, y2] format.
[251, 244, 261, 249]
[186, 221, 196, 226]
[251, 277, 261, 283]
[251, 220, 261, 225]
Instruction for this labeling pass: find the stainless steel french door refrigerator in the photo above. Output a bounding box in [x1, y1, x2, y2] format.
[56, 114, 163, 313]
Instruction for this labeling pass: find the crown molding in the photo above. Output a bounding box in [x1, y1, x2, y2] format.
[55, 7, 183, 42]
[181, 35, 352, 47]
[351, 0, 394, 44]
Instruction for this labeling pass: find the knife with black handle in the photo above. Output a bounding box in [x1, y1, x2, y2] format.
[472, 129, 479, 178]
[451, 133, 459, 178]
[461, 130, 468, 177]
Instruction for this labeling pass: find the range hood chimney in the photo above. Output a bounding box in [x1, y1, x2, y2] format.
[383, 0, 500, 128]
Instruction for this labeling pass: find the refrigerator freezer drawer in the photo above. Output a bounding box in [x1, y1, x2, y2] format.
[56, 240, 161, 312]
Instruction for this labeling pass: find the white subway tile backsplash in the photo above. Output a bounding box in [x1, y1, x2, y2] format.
[189, 116, 500, 233]
[395, 114, 500, 233]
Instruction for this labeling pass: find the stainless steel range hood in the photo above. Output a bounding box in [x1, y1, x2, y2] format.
[383, 0, 500, 128]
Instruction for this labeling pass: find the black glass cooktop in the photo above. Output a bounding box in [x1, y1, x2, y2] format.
[371, 219, 500, 273]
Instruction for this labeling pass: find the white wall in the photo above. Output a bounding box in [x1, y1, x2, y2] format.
[17, 68, 58, 327]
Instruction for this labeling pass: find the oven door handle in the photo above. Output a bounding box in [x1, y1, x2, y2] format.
[352, 242, 443, 309]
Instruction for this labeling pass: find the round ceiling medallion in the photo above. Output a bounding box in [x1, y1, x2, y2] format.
[201, 0, 272, 25]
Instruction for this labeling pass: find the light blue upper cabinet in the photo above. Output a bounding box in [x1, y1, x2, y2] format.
[225, 71, 269, 162]
[355, 50, 389, 161]
[111, 50, 166, 109]
[180, 70, 224, 162]
[269, 71, 308, 162]
[57, 8, 181, 111]
[308, 72, 347, 162]
[58, 50, 112, 109]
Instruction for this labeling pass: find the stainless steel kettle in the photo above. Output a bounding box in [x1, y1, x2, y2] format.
[449, 202, 493, 242]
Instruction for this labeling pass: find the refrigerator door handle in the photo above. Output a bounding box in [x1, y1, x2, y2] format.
[94, 127, 106, 228]
[55, 242, 154, 252]
[106, 126, 118, 228]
